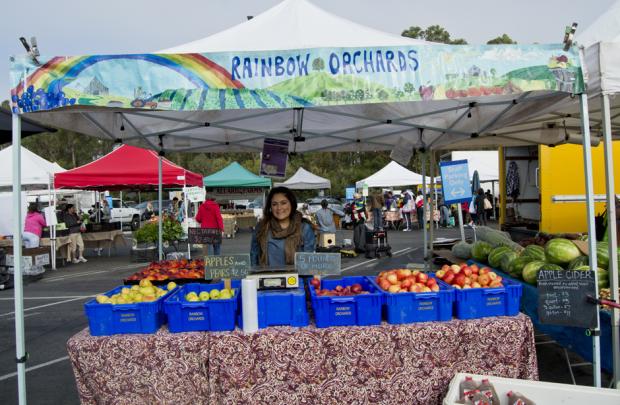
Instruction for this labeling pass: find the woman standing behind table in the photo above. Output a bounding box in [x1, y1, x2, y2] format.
[250, 186, 316, 267]
[23, 203, 46, 248]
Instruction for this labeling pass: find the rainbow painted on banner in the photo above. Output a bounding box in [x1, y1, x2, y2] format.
[12, 53, 243, 97]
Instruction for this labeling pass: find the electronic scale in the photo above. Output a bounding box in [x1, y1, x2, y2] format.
[246, 267, 299, 290]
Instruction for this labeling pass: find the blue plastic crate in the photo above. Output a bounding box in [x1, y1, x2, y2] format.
[368, 276, 455, 324]
[164, 283, 239, 332]
[309, 276, 382, 328]
[447, 277, 523, 319]
[84, 285, 172, 336]
[238, 287, 309, 329]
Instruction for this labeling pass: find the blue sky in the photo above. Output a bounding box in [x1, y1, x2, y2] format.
[2, 0, 615, 102]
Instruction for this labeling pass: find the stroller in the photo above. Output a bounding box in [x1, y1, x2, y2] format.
[353, 222, 392, 259]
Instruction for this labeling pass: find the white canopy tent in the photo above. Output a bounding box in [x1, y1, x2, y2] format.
[356, 161, 430, 189]
[0, 146, 64, 192]
[7, 0, 603, 402]
[274, 167, 330, 189]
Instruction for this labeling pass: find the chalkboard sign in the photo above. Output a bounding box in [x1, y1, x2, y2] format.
[204, 254, 251, 279]
[538, 269, 597, 328]
[188, 228, 222, 245]
[295, 252, 341, 275]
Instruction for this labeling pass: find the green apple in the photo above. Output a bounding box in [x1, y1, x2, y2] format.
[185, 292, 199, 302]
[199, 291, 210, 301]
[218, 289, 232, 300]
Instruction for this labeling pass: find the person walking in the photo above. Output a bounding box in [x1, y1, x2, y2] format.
[64, 204, 87, 263]
[23, 203, 46, 248]
[474, 188, 487, 226]
[415, 191, 424, 229]
[485, 189, 494, 220]
[401, 189, 415, 231]
[350, 193, 367, 227]
[369, 192, 385, 231]
[195, 197, 224, 256]
[315, 199, 344, 233]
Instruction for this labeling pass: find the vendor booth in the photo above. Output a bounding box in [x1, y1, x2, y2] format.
[355, 161, 429, 189]
[7, 0, 616, 402]
[203, 162, 271, 233]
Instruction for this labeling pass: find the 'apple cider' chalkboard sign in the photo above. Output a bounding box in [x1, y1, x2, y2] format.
[537, 269, 597, 329]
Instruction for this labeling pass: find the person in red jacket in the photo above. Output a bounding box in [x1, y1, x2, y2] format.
[195, 198, 224, 256]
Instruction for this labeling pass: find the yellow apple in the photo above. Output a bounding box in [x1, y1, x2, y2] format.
[209, 289, 220, 299]
[218, 289, 232, 300]
[167, 282, 177, 291]
[198, 291, 210, 301]
[95, 295, 110, 304]
[139, 279, 153, 288]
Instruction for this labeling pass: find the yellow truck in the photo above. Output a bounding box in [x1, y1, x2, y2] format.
[499, 142, 620, 234]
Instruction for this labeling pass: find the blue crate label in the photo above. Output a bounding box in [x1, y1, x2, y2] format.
[485, 296, 504, 307]
[334, 305, 353, 317]
[416, 300, 435, 311]
[118, 312, 137, 323]
[187, 311, 206, 322]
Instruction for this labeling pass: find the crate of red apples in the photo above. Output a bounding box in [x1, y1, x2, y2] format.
[124, 259, 206, 285]
[308, 276, 383, 328]
[370, 269, 454, 324]
[434, 263, 522, 320]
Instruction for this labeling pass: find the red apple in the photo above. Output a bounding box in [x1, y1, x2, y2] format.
[455, 274, 467, 287]
[443, 272, 455, 285]
[420, 286, 431, 292]
[430, 284, 440, 292]
[489, 281, 503, 288]
[450, 264, 461, 274]
[462, 267, 473, 277]
[310, 278, 321, 288]
[401, 279, 413, 289]
[387, 274, 399, 285]
[479, 267, 491, 275]
[379, 280, 391, 291]
[471, 282, 482, 288]
[388, 285, 400, 293]
[417, 273, 429, 284]
[426, 278, 437, 287]
[351, 284, 362, 294]
[478, 274, 491, 286]
[441, 264, 450, 272]
[488, 272, 498, 281]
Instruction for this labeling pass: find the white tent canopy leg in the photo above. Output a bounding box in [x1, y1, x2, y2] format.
[12, 113, 27, 405]
[580, 94, 602, 387]
[601, 93, 620, 388]
[158, 148, 163, 261]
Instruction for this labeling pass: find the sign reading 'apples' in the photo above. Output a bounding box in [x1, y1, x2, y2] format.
[204, 254, 251, 279]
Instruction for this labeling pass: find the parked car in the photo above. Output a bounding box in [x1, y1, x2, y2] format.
[134, 200, 173, 221]
[109, 198, 141, 230]
[305, 197, 344, 215]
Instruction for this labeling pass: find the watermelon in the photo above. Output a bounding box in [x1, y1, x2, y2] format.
[596, 243, 610, 270]
[488, 246, 512, 268]
[545, 238, 582, 265]
[471, 241, 493, 262]
[522, 260, 547, 285]
[574, 265, 610, 289]
[508, 256, 535, 279]
[500, 251, 519, 273]
[540, 263, 564, 271]
[523, 245, 546, 261]
[567, 255, 589, 270]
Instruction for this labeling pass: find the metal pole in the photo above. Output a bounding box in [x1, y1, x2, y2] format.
[492, 181, 496, 220]
[580, 93, 601, 387]
[158, 154, 163, 261]
[422, 153, 428, 270]
[457, 203, 465, 241]
[12, 113, 27, 405]
[429, 152, 436, 261]
[184, 179, 190, 259]
[601, 93, 619, 388]
[48, 175, 56, 270]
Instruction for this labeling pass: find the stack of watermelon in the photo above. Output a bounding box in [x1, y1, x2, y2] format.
[470, 237, 616, 289]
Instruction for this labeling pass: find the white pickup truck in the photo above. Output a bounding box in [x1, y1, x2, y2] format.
[109, 198, 141, 230]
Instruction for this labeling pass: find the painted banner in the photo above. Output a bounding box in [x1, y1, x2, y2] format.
[9, 45, 582, 114]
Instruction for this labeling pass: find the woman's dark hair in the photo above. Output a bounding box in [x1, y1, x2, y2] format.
[262, 186, 298, 221]
[478, 188, 485, 195]
[27, 203, 39, 213]
[320, 199, 328, 209]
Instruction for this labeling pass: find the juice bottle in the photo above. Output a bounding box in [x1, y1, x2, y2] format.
[459, 376, 480, 402]
[478, 378, 499, 405]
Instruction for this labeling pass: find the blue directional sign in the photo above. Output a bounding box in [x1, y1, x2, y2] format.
[439, 160, 472, 205]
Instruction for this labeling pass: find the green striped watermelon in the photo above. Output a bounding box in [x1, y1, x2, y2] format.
[488, 246, 512, 268]
[568, 255, 589, 270]
[508, 256, 535, 279]
[596, 243, 610, 270]
[500, 251, 519, 273]
[574, 265, 609, 289]
[471, 241, 493, 262]
[522, 260, 547, 285]
[545, 238, 581, 265]
[523, 245, 546, 261]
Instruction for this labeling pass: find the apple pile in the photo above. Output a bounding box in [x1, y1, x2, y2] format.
[375, 269, 440, 293]
[435, 263, 503, 289]
[309, 278, 369, 296]
[126, 259, 205, 282]
[185, 288, 234, 302]
[95, 279, 176, 305]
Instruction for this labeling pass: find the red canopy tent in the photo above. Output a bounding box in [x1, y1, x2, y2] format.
[54, 145, 203, 190]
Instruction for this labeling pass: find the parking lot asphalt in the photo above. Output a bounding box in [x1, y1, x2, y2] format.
[0, 224, 612, 404]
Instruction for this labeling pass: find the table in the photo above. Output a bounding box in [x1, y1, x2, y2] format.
[67, 314, 538, 405]
[41, 230, 126, 259]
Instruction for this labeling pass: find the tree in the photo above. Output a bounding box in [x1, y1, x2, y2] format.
[487, 34, 517, 45]
[401, 24, 467, 45]
[312, 58, 325, 72]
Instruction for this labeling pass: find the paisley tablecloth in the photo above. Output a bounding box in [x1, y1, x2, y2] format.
[67, 313, 538, 405]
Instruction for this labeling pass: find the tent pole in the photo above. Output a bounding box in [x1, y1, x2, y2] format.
[184, 179, 190, 260]
[429, 152, 436, 262]
[492, 181, 496, 220]
[422, 152, 428, 271]
[12, 113, 27, 405]
[158, 153, 163, 261]
[579, 93, 601, 388]
[48, 175, 56, 270]
[601, 93, 620, 389]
